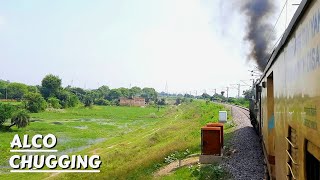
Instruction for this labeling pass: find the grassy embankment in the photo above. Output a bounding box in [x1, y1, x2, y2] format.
[0, 100, 233, 179]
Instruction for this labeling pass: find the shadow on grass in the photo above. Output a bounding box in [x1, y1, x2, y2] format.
[0, 125, 18, 132]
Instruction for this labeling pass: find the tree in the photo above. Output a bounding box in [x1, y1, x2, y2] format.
[107, 89, 122, 101]
[27, 86, 39, 93]
[211, 93, 226, 102]
[56, 90, 80, 108]
[0, 103, 15, 126]
[87, 90, 100, 102]
[24, 92, 47, 113]
[41, 74, 62, 99]
[129, 86, 142, 98]
[118, 87, 130, 98]
[221, 91, 225, 96]
[10, 110, 30, 128]
[97, 85, 110, 99]
[7, 82, 28, 100]
[201, 93, 211, 99]
[66, 87, 86, 101]
[0, 80, 9, 99]
[243, 89, 254, 100]
[141, 87, 158, 103]
[184, 94, 194, 98]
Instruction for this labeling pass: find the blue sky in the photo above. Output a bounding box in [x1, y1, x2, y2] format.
[0, 0, 299, 96]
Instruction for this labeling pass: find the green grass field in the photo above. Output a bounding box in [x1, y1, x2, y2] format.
[0, 100, 230, 179]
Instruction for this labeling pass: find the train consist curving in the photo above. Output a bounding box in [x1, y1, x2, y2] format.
[249, 0, 320, 179]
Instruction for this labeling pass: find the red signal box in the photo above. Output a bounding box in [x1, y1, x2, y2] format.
[206, 123, 224, 147]
[201, 127, 221, 155]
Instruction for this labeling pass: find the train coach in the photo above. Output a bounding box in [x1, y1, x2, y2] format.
[249, 0, 320, 179]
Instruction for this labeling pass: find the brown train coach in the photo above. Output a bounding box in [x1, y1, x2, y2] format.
[249, 0, 320, 179]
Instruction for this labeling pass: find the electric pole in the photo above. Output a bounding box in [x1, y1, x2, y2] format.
[226, 87, 229, 99]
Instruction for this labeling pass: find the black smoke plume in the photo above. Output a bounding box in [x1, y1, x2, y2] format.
[241, 0, 275, 71]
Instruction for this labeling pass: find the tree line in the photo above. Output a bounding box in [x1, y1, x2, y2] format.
[0, 74, 159, 111]
[0, 74, 158, 129]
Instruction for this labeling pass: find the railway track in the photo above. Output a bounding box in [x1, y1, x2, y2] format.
[220, 103, 265, 180]
[229, 104, 250, 119]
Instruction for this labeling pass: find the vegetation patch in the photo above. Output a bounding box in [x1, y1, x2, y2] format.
[0, 90, 233, 180]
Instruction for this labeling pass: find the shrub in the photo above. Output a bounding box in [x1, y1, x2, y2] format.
[48, 97, 61, 109]
[24, 92, 47, 113]
[157, 98, 166, 105]
[83, 95, 93, 107]
[10, 110, 30, 128]
[175, 97, 182, 105]
[189, 163, 227, 179]
[0, 103, 15, 125]
[56, 90, 80, 108]
[94, 98, 110, 106]
[111, 99, 120, 106]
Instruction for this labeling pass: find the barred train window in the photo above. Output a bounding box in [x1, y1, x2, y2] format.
[286, 127, 298, 179]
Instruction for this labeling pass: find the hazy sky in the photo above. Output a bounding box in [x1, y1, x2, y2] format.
[0, 0, 300, 96]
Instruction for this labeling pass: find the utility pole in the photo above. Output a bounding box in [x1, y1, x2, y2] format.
[226, 87, 229, 99]
[165, 81, 168, 96]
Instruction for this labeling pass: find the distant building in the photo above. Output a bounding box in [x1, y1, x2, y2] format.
[119, 97, 146, 107]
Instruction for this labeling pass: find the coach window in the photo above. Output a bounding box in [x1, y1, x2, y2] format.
[306, 141, 320, 180]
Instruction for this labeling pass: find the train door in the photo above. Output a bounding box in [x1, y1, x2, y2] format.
[267, 73, 276, 178]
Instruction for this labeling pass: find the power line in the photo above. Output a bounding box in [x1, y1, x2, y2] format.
[262, 0, 289, 65]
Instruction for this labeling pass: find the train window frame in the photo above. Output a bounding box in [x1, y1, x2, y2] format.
[306, 140, 320, 180]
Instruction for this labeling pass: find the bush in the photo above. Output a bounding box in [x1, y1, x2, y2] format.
[0, 103, 15, 125]
[11, 110, 30, 128]
[175, 97, 182, 105]
[157, 98, 166, 105]
[56, 90, 80, 108]
[48, 97, 61, 109]
[189, 163, 228, 179]
[94, 98, 110, 106]
[83, 95, 93, 107]
[24, 92, 47, 113]
[111, 99, 120, 106]
[67, 94, 80, 107]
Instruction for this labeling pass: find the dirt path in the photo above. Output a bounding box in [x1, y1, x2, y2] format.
[154, 156, 199, 176]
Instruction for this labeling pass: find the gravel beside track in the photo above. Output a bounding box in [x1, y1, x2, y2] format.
[222, 105, 265, 180]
